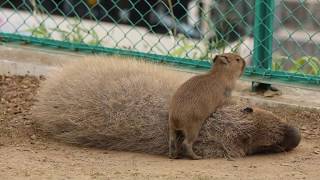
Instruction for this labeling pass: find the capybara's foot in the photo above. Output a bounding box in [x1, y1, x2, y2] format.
[169, 138, 178, 159]
[168, 152, 179, 159]
[188, 154, 202, 160]
[182, 142, 202, 160]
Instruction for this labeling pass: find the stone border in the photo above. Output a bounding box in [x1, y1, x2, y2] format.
[1, 44, 319, 110]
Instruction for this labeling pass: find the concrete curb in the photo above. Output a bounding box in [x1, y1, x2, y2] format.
[1, 44, 319, 111]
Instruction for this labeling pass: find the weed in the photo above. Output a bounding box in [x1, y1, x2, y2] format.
[26, 22, 50, 38]
[273, 55, 320, 75]
[26, 18, 101, 46]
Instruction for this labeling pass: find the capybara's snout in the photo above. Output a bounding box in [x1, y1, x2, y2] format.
[247, 125, 301, 155]
[279, 125, 301, 152]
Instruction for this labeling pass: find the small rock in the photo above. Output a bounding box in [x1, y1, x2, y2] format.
[227, 157, 235, 161]
[30, 134, 37, 140]
[270, 86, 280, 91]
[280, 163, 290, 167]
[313, 151, 319, 154]
[300, 127, 307, 130]
[263, 89, 282, 97]
[39, 75, 46, 80]
[22, 85, 29, 89]
[24, 171, 31, 177]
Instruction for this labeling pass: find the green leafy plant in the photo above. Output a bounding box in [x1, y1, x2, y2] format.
[230, 40, 242, 53]
[272, 55, 320, 75]
[53, 19, 100, 45]
[26, 22, 51, 38]
[272, 56, 288, 71]
[26, 19, 101, 46]
[155, 34, 231, 61]
[169, 34, 198, 58]
[289, 56, 320, 75]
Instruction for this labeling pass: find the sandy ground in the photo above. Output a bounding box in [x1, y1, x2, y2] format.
[1, 75, 320, 180]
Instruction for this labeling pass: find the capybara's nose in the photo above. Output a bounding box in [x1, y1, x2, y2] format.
[280, 125, 301, 151]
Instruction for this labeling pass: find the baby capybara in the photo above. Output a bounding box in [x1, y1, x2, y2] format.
[169, 53, 246, 159]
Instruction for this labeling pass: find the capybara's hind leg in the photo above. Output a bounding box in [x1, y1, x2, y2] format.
[182, 125, 202, 160]
[169, 127, 178, 159]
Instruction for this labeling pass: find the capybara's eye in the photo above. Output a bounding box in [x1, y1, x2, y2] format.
[236, 58, 240, 62]
[241, 107, 253, 113]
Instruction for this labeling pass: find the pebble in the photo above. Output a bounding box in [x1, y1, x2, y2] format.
[300, 127, 307, 130]
[263, 89, 282, 97]
[280, 163, 290, 167]
[30, 134, 37, 140]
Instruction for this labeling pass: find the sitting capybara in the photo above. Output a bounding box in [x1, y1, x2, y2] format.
[31, 55, 300, 159]
[169, 53, 246, 159]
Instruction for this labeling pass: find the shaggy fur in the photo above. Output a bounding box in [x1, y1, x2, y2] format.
[32, 56, 300, 159]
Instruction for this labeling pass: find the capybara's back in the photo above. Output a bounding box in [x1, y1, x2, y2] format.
[32, 56, 189, 154]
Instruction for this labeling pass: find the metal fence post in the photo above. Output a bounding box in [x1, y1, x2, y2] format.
[252, 0, 275, 91]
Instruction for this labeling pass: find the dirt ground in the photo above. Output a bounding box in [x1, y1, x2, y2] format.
[1, 75, 320, 180]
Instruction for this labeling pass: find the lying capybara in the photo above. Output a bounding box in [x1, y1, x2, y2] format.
[169, 53, 246, 159]
[31, 55, 300, 159]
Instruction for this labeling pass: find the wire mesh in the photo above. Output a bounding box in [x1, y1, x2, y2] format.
[0, 0, 319, 86]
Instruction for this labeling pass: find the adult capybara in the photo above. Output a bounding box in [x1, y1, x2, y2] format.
[31, 55, 300, 159]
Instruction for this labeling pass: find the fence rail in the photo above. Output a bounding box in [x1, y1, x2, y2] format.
[0, 0, 319, 87]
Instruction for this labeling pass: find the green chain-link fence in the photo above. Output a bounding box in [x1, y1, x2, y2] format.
[0, 0, 319, 87]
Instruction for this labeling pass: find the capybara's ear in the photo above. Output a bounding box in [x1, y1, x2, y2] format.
[212, 55, 219, 63]
[212, 55, 230, 64]
[241, 107, 253, 113]
[213, 55, 229, 65]
[220, 56, 229, 64]
[221, 56, 231, 65]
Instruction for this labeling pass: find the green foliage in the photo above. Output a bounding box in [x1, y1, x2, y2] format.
[156, 34, 234, 61]
[230, 40, 242, 54]
[272, 55, 288, 71]
[26, 19, 100, 46]
[26, 22, 50, 38]
[290, 56, 320, 75]
[273, 56, 320, 75]
[169, 34, 196, 58]
[53, 19, 100, 45]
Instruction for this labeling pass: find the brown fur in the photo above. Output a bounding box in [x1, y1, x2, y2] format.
[168, 53, 246, 159]
[31, 55, 300, 159]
